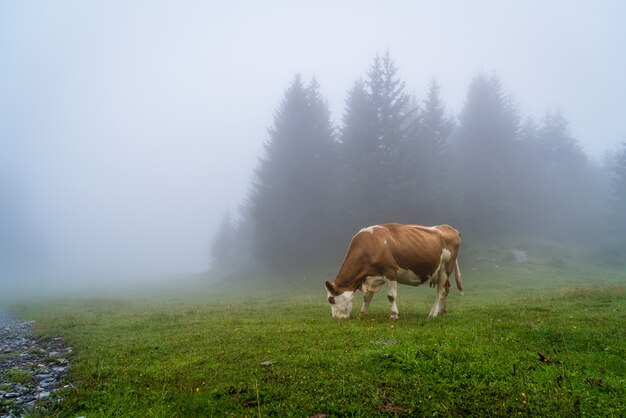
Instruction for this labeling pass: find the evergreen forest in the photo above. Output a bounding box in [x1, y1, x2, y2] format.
[210, 52, 626, 275]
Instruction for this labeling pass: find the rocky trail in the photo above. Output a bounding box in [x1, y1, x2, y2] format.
[0, 309, 72, 417]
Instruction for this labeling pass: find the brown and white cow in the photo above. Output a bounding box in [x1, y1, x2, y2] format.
[324, 223, 462, 319]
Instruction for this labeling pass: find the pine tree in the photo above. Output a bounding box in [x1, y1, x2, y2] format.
[339, 79, 381, 231]
[421, 78, 453, 158]
[515, 116, 544, 228]
[210, 210, 236, 271]
[453, 73, 522, 235]
[608, 142, 626, 237]
[537, 110, 587, 173]
[534, 110, 590, 238]
[412, 78, 454, 222]
[366, 51, 417, 191]
[339, 51, 417, 228]
[246, 75, 338, 270]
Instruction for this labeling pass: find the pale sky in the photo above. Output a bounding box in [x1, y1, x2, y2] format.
[1, 1, 625, 278]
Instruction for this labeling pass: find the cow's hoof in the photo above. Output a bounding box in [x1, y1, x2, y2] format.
[390, 312, 399, 320]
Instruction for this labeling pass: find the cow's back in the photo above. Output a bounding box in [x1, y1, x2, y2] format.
[382, 224, 444, 281]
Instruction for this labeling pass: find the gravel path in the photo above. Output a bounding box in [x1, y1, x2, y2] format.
[0, 309, 72, 417]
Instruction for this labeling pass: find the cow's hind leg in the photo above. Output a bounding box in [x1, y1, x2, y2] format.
[387, 280, 399, 320]
[429, 267, 448, 318]
[440, 279, 451, 314]
[360, 291, 375, 316]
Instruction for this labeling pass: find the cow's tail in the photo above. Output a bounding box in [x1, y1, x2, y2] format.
[453, 259, 464, 295]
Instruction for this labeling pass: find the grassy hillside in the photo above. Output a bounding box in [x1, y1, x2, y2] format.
[6, 244, 626, 417]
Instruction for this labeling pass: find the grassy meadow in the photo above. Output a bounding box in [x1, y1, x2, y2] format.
[5, 242, 626, 417]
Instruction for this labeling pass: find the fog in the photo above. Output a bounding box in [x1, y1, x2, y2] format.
[1, 1, 625, 296]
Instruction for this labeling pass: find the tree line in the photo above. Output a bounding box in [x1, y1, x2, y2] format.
[210, 51, 626, 274]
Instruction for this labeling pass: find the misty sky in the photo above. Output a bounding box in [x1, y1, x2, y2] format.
[1, 1, 625, 279]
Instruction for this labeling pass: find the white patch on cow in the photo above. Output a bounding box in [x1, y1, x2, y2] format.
[429, 249, 452, 318]
[359, 276, 403, 319]
[360, 291, 375, 316]
[429, 286, 448, 318]
[387, 280, 399, 319]
[327, 290, 355, 319]
[363, 275, 387, 293]
[359, 225, 382, 234]
[441, 248, 452, 263]
[427, 248, 452, 287]
[396, 268, 423, 286]
[427, 265, 441, 286]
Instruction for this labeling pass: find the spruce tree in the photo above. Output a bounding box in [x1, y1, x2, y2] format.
[453, 73, 522, 235]
[413, 78, 454, 222]
[210, 210, 236, 271]
[246, 75, 338, 270]
[515, 116, 544, 228]
[339, 51, 417, 228]
[339, 79, 381, 232]
[534, 110, 589, 238]
[421, 78, 453, 158]
[367, 51, 417, 193]
[608, 142, 626, 238]
[537, 110, 587, 172]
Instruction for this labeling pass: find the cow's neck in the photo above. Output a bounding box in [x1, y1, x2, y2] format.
[333, 262, 365, 293]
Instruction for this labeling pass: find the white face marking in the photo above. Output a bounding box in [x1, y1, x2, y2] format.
[327, 290, 355, 319]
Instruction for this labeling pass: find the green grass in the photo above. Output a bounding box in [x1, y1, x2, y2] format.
[6, 244, 626, 417]
[2, 369, 32, 385]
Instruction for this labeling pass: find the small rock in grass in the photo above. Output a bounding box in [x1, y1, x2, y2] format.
[511, 250, 528, 263]
[260, 361, 276, 367]
[372, 339, 397, 345]
[36, 391, 51, 400]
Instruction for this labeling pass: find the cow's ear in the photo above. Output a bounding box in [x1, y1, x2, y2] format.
[324, 280, 337, 295]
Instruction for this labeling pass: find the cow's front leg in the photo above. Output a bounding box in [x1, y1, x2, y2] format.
[429, 268, 448, 318]
[387, 280, 399, 319]
[360, 291, 375, 316]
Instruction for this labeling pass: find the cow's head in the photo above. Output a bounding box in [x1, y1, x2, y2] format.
[324, 280, 354, 319]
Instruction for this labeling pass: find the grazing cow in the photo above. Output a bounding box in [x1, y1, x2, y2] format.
[324, 223, 462, 319]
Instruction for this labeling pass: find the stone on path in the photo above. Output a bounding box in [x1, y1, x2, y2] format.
[0, 309, 72, 416]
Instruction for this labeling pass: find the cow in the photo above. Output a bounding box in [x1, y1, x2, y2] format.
[324, 223, 462, 319]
